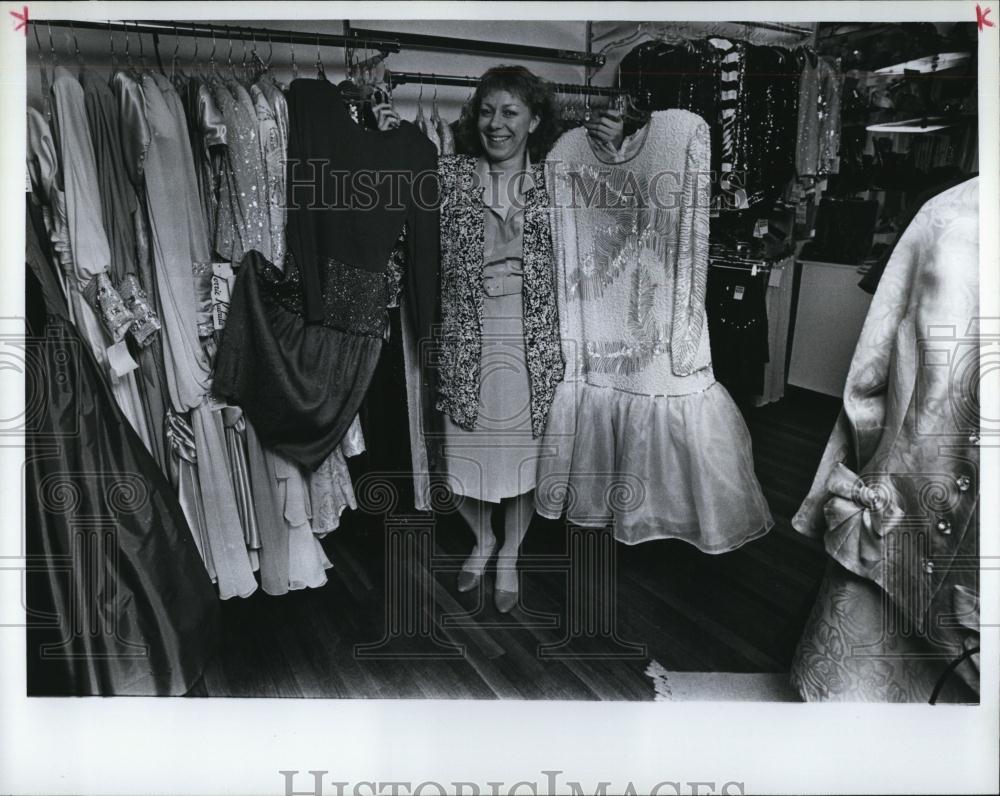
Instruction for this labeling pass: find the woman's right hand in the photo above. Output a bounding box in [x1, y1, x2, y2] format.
[372, 102, 401, 131]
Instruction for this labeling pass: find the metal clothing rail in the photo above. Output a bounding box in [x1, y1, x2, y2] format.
[386, 70, 629, 97]
[733, 21, 815, 37]
[346, 25, 604, 67]
[28, 19, 402, 53]
[31, 19, 603, 67]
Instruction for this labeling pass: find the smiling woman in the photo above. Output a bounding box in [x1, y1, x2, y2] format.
[432, 66, 566, 613]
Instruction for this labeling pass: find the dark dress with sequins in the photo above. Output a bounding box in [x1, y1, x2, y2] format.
[214, 79, 439, 471]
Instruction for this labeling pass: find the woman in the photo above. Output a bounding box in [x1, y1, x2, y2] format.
[377, 66, 623, 612]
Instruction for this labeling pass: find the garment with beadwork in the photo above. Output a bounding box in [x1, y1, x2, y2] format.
[536, 110, 773, 549]
[214, 78, 438, 471]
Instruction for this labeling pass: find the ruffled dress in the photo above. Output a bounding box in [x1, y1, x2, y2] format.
[536, 110, 773, 550]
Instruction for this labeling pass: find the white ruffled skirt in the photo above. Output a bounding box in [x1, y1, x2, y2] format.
[535, 380, 773, 551]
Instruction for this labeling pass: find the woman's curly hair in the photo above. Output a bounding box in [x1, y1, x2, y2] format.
[455, 65, 561, 162]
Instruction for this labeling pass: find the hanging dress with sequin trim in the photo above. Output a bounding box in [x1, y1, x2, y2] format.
[536, 110, 773, 550]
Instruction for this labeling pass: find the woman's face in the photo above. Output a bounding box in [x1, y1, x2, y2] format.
[477, 89, 540, 166]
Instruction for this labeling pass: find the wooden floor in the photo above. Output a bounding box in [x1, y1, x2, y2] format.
[199, 388, 842, 699]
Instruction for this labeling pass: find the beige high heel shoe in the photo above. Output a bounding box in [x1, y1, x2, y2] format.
[456, 538, 497, 593]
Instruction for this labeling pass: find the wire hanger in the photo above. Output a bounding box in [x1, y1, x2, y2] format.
[46, 21, 58, 69]
[290, 32, 298, 80]
[315, 33, 326, 80]
[108, 20, 118, 71]
[209, 24, 218, 78]
[136, 22, 147, 72]
[226, 30, 235, 79]
[68, 21, 84, 73]
[33, 22, 53, 122]
[170, 23, 180, 79]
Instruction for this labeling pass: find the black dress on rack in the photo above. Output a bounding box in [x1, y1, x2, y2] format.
[706, 263, 770, 396]
[214, 79, 439, 472]
[25, 200, 219, 696]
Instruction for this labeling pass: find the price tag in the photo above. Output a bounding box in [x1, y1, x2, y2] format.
[768, 267, 783, 288]
[753, 218, 769, 238]
[211, 263, 234, 331]
[733, 285, 746, 301]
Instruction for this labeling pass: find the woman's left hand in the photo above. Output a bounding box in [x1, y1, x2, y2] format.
[584, 108, 625, 150]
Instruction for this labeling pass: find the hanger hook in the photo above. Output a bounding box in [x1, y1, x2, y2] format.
[267, 31, 273, 66]
[46, 21, 58, 66]
[226, 31, 233, 66]
[33, 21, 44, 63]
[210, 24, 216, 67]
[191, 23, 199, 62]
[69, 21, 81, 61]
[136, 22, 145, 62]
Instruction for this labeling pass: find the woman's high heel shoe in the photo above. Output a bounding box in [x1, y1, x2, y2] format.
[494, 560, 519, 613]
[456, 538, 497, 593]
[493, 586, 518, 614]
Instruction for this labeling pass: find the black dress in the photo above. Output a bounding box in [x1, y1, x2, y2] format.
[214, 79, 439, 471]
[25, 200, 219, 696]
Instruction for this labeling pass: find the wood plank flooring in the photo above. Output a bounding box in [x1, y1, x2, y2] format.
[199, 387, 842, 699]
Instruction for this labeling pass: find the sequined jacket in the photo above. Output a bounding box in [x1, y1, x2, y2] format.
[793, 178, 980, 694]
[435, 154, 564, 436]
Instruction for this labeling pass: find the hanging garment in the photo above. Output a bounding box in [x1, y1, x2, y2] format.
[734, 44, 802, 209]
[82, 68, 168, 473]
[25, 198, 219, 696]
[176, 74, 227, 246]
[47, 67, 153, 451]
[620, 39, 723, 184]
[706, 264, 770, 397]
[752, 257, 795, 406]
[435, 105, 456, 156]
[214, 79, 439, 471]
[210, 77, 271, 263]
[797, 54, 843, 177]
[790, 177, 980, 702]
[115, 69, 257, 599]
[537, 111, 773, 549]
[254, 74, 367, 526]
[252, 77, 287, 265]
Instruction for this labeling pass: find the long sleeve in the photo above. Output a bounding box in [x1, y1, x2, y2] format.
[405, 146, 441, 341]
[52, 68, 133, 344]
[670, 118, 712, 376]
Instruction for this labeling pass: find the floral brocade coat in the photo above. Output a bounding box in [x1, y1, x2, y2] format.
[434, 154, 564, 437]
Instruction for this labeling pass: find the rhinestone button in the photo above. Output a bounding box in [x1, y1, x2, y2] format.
[923, 560, 935, 575]
[956, 475, 972, 492]
[968, 430, 981, 445]
[936, 517, 952, 535]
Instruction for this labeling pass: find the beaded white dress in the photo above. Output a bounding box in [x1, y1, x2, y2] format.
[536, 110, 773, 550]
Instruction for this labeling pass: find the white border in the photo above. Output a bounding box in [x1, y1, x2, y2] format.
[1, 3, 997, 795]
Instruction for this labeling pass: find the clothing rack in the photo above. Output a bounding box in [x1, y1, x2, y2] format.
[28, 19, 402, 54]
[30, 19, 602, 69]
[346, 24, 603, 67]
[709, 250, 775, 274]
[598, 20, 816, 60]
[386, 70, 630, 98]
